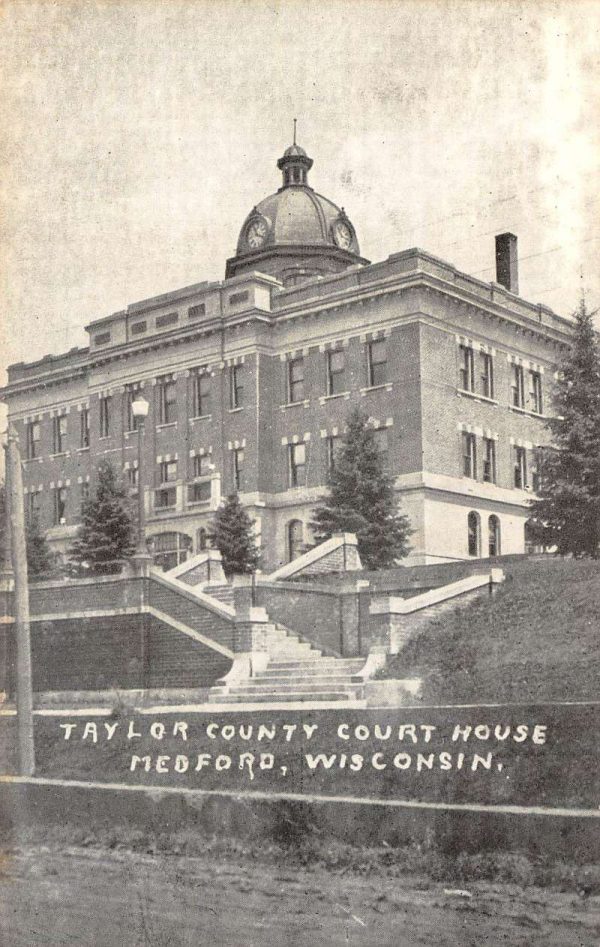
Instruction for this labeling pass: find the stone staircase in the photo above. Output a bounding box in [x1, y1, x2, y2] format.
[208, 622, 367, 704]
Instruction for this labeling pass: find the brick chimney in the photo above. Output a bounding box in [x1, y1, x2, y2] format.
[495, 232, 519, 294]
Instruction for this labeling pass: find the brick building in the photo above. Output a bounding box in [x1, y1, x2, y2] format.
[0, 140, 572, 570]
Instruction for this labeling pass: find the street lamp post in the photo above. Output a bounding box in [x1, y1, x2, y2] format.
[130, 395, 150, 691]
[131, 395, 149, 556]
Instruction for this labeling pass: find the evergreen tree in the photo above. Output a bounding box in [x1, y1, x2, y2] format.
[25, 515, 53, 577]
[530, 298, 600, 557]
[70, 461, 135, 574]
[209, 493, 260, 577]
[311, 408, 412, 569]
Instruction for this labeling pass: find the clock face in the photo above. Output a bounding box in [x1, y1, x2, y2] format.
[334, 220, 352, 249]
[246, 218, 268, 249]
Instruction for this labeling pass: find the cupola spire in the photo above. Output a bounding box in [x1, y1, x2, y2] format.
[277, 126, 313, 188]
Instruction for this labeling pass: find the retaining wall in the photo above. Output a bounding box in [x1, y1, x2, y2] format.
[1, 779, 598, 862]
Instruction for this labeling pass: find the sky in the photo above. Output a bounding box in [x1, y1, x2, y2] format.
[1, 0, 599, 395]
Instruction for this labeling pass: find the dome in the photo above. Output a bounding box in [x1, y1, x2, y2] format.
[235, 189, 361, 256]
[283, 143, 308, 158]
[226, 138, 367, 284]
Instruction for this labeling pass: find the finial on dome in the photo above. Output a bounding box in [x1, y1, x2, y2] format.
[293, 118, 297, 145]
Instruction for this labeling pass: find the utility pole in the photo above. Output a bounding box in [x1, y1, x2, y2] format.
[5, 426, 35, 775]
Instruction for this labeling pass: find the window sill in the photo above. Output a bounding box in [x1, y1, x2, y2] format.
[509, 405, 545, 419]
[154, 505, 177, 513]
[319, 391, 351, 405]
[457, 389, 498, 405]
[156, 422, 177, 431]
[50, 452, 69, 459]
[228, 407, 244, 414]
[280, 399, 309, 410]
[360, 383, 393, 395]
[190, 414, 212, 422]
[98, 435, 110, 441]
[23, 456, 41, 463]
[77, 446, 90, 453]
[187, 499, 211, 507]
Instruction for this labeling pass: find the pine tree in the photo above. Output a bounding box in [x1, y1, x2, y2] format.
[209, 493, 260, 577]
[529, 298, 600, 557]
[25, 515, 53, 577]
[311, 408, 412, 569]
[70, 461, 136, 574]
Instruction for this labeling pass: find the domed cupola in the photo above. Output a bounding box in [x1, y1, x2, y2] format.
[226, 132, 369, 286]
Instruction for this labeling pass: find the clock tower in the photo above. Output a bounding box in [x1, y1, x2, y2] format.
[226, 138, 369, 286]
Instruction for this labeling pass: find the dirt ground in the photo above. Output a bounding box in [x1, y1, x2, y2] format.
[0, 845, 599, 947]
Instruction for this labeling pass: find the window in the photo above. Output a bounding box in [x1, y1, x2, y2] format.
[326, 435, 341, 475]
[131, 321, 146, 336]
[54, 486, 68, 525]
[488, 515, 501, 557]
[159, 460, 178, 484]
[25, 421, 40, 459]
[155, 487, 176, 510]
[373, 428, 389, 465]
[188, 481, 211, 504]
[230, 364, 244, 408]
[229, 291, 249, 306]
[367, 339, 387, 387]
[197, 527, 209, 551]
[287, 357, 305, 403]
[467, 511, 481, 557]
[94, 331, 111, 346]
[125, 384, 142, 431]
[529, 371, 543, 414]
[289, 442, 307, 487]
[462, 432, 477, 479]
[482, 437, 496, 483]
[531, 446, 548, 493]
[155, 311, 178, 329]
[514, 446, 528, 489]
[459, 345, 475, 392]
[326, 349, 346, 395]
[232, 447, 245, 491]
[193, 454, 212, 478]
[188, 303, 205, 320]
[80, 408, 90, 448]
[99, 396, 111, 437]
[157, 375, 177, 425]
[480, 352, 494, 399]
[152, 532, 192, 571]
[287, 520, 304, 562]
[127, 465, 138, 493]
[52, 415, 68, 454]
[192, 372, 211, 417]
[26, 491, 41, 522]
[511, 363, 525, 408]
[80, 482, 90, 515]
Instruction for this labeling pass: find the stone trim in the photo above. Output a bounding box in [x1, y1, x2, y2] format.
[268, 533, 361, 582]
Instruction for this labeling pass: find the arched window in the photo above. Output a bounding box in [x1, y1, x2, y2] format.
[524, 518, 546, 554]
[287, 520, 304, 562]
[467, 512, 481, 558]
[488, 515, 501, 557]
[152, 532, 193, 571]
[196, 527, 209, 552]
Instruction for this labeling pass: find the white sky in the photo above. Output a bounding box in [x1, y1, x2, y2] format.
[1, 0, 599, 390]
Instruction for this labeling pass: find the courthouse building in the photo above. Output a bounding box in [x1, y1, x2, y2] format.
[0, 140, 573, 570]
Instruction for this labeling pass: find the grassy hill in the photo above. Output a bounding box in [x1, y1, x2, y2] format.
[383, 558, 600, 703]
